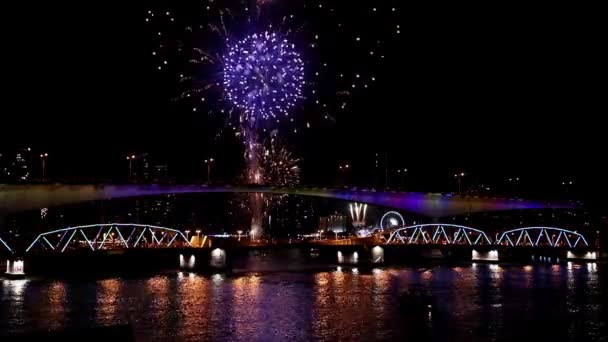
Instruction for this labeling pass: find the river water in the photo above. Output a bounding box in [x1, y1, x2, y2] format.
[1, 262, 606, 341]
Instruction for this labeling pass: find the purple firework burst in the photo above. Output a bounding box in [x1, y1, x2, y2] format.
[223, 31, 305, 126]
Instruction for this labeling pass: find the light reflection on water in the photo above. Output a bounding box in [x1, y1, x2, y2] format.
[0, 263, 606, 341]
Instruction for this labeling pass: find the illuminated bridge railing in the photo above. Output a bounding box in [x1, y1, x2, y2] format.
[0, 237, 13, 253]
[496, 227, 588, 248]
[26, 223, 191, 253]
[385, 224, 492, 246]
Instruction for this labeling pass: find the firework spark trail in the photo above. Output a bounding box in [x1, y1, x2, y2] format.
[259, 137, 300, 186]
[242, 132, 300, 240]
[223, 31, 305, 127]
[218, 27, 304, 238]
[152, 1, 402, 131]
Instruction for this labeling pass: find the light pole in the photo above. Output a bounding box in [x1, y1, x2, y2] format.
[396, 168, 407, 188]
[185, 230, 191, 241]
[126, 155, 136, 181]
[40, 153, 48, 181]
[561, 180, 573, 194]
[204, 158, 214, 184]
[454, 172, 465, 194]
[508, 177, 520, 195]
[338, 163, 351, 185]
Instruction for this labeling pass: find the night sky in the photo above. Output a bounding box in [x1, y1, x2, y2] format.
[1, 2, 604, 206]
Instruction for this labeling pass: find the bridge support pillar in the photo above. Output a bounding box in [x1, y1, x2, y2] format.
[210, 248, 227, 269]
[5, 258, 25, 278]
[179, 248, 229, 272]
[336, 250, 359, 264]
[371, 246, 384, 263]
[566, 250, 598, 260]
[179, 254, 197, 270]
[472, 249, 499, 262]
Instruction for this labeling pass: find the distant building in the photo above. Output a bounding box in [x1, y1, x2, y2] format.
[132, 153, 170, 183]
[320, 213, 347, 233]
[154, 164, 169, 183]
[268, 195, 316, 236]
[133, 194, 176, 226]
[140, 153, 152, 182]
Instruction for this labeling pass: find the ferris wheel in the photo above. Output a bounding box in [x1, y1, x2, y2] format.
[380, 211, 405, 230]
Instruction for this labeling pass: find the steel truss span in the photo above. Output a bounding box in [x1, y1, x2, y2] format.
[386, 224, 492, 245]
[0, 237, 13, 253]
[496, 227, 589, 248]
[26, 223, 191, 253]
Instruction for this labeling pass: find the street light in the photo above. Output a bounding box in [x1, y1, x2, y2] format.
[561, 180, 574, 193]
[185, 230, 191, 240]
[196, 229, 201, 238]
[204, 158, 214, 184]
[338, 163, 352, 186]
[126, 155, 136, 181]
[396, 168, 407, 188]
[454, 172, 465, 194]
[508, 177, 520, 195]
[339, 163, 350, 170]
[40, 153, 49, 182]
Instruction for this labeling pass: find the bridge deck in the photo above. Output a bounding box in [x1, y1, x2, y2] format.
[0, 184, 580, 217]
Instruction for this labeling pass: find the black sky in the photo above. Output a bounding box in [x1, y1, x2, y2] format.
[1, 2, 605, 203]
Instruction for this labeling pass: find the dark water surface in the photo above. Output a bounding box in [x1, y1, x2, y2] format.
[1, 262, 606, 341]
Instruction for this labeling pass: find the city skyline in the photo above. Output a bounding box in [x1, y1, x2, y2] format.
[2, 2, 604, 212]
[1, 3, 605, 340]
